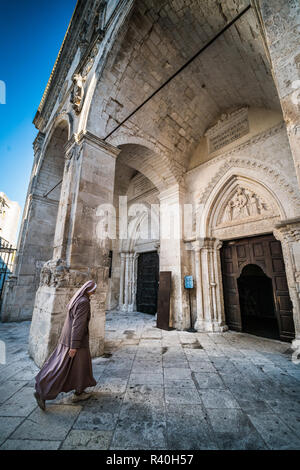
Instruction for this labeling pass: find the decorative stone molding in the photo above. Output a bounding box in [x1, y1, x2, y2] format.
[274, 217, 300, 346]
[64, 142, 82, 171]
[70, 30, 104, 115]
[188, 122, 286, 176]
[274, 218, 300, 243]
[191, 237, 227, 332]
[33, 0, 126, 128]
[197, 156, 300, 208]
[39, 258, 89, 288]
[108, 125, 186, 188]
[33, 132, 45, 161]
[77, 130, 121, 157]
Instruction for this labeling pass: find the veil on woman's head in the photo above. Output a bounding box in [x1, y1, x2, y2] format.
[67, 280, 97, 311]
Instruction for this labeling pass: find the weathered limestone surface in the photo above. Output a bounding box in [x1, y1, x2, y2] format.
[1, 317, 300, 450]
[257, 0, 300, 184]
[2, 1, 300, 360]
[28, 133, 120, 367]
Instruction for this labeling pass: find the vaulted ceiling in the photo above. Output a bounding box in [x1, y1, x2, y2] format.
[90, 0, 281, 169]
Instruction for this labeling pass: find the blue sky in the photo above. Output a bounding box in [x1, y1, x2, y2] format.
[0, 0, 77, 215]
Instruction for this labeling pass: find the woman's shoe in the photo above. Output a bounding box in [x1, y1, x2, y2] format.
[71, 391, 92, 402]
[34, 392, 46, 411]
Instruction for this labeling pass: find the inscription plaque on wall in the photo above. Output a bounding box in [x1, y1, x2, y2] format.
[157, 271, 172, 330]
[205, 107, 249, 153]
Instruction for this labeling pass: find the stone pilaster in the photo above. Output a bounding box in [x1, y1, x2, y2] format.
[118, 252, 126, 309]
[274, 217, 300, 350]
[191, 240, 204, 330]
[159, 184, 189, 329]
[255, 0, 300, 186]
[118, 251, 136, 313]
[192, 238, 227, 332]
[28, 131, 120, 367]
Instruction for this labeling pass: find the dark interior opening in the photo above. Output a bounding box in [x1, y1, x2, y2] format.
[237, 264, 280, 340]
[136, 251, 159, 315]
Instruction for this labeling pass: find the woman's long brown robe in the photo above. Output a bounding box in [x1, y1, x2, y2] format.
[35, 293, 96, 400]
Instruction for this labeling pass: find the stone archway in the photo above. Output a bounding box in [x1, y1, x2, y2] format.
[117, 200, 160, 313]
[220, 235, 295, 342]
[1, 121, 69, 322]
[192, 167, 300, 340]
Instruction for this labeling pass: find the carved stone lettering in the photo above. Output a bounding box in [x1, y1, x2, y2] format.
[205, 107, 249, 153]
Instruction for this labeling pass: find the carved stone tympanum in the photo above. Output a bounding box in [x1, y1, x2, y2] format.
[220, 186, 271, 225]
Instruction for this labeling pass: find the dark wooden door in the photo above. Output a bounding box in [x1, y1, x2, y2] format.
[157, 271, 172, 330]
[136, 251, 159, 314]
[221, 234, 295, 341]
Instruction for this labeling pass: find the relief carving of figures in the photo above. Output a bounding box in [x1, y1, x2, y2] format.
[222, 186, 269, 224]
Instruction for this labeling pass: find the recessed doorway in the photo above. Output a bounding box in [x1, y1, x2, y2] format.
[136, 251, 159, 314]
[221, 234, 295, 342]
[237, 264, 279, 340]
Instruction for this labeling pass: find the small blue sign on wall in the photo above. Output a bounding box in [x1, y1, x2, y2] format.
[184, 275, 194, 289]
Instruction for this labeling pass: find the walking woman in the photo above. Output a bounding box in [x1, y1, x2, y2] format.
[34, 280, 97, 410]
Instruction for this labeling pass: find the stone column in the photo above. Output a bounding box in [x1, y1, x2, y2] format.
[159, 184, 189, 329]
[123, 252, 129, 311]
[28, 131, 120, 366]
[194, 237, 227, 332]
[213, 239, 227, 328]
[118, 252, 126, 309]
[192, 240, 204, 330]
[274, 218, 300, 351]
[1, 132, 46, 322]
[128, 253, 134, 311]
[132, 253, 139, 311]
[254, 0, 300, 185]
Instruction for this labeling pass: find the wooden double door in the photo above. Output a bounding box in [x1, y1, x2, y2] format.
[221, 234, 295, 342]
[136, 251, 159, 315]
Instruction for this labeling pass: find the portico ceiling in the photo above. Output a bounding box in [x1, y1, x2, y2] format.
[90, 0, 281, 168]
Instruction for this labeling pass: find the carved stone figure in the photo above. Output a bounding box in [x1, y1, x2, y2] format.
[221, 186, 270, 224]
[70, 74, 86, 114]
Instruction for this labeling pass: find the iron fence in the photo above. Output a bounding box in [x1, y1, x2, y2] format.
[0, 237, 16, 305]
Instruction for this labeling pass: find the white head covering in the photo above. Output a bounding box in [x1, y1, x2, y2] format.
[67, 280, 97, 310]
[87, 283, 97, 294]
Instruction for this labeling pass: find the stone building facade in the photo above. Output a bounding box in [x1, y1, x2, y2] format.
[2, 0, 300, 366]
[0, 192, 20, 246]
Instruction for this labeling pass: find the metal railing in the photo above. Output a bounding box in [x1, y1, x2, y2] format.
[0, 237, 16, 305]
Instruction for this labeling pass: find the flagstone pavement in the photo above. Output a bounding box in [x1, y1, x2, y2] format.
[0, 311, 300, 450]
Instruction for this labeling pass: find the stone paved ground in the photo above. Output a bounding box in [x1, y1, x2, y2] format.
[0, 311, 300, 450]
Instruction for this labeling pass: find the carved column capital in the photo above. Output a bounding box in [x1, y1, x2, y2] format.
[77, 130, 121, 158]
[274, 218, 300, 243]
[214, 239, 223, 251]
[191, 239, 204, 252]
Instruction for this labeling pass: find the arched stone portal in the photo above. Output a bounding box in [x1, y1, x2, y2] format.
[3, 0, 300, 365]
[108, 143, 190, 328]
[191, 169, 299, 342]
